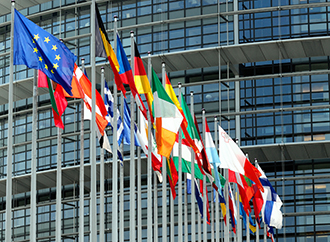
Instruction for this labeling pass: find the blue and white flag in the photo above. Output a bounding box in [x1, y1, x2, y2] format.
[257, 164, 283, 229]
[122, 99, 140, 147]
[204, 118, 223, 197]
[104, 80, 124, 146]
[187, 173, 204, 218]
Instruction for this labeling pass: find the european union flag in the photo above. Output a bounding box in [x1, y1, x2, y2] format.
[13, 9, 76, 96]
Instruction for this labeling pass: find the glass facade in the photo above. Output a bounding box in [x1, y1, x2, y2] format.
[0, 0, 329, 241]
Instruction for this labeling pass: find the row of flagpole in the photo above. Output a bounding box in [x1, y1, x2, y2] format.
[5, 1, 282, 242]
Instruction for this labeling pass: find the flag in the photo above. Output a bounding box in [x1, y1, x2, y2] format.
[13, 9, 76, 96]
[267, 226, 275, 242]
[163, 76, 201, 163]
[164, 74, 188, 127]
[104, 80, 124, 145]
[193, 116, 215, 187]
[96, 129, 112, 154]
[134, 42, 153, 120]
[122, 98, 141, 147]
[218, 125, 264, 192]
[180, 94, 205, 176]
[252, 183, 263, 227]
[172, 136, 205, 181]
[199, 179, 211, 224]
[38, 70, 67, 129]
[52, 84, 68, 129]
[167, 156, 178, 199]
[74, 64, 108, 136]
[228, 170, 252, 215]
[240, 196, 256, 234]
[257, 164, 283, 229]
[226, 184, 237, 234]
[151, 68, 183, 158]
[95, 4, 126, 97]
[136, 108, 162, 177]
[116, 34, 148, 120]
[204, 118, 224, 196]
[187, 174, 210, 223]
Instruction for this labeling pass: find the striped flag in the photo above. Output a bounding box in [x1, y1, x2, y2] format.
[134, 42, 153, 121]
[116, 34, 148, 119]
[95, 4, 126, 97]
[104, 80, 124, 146]
[151, 68, 183, 158]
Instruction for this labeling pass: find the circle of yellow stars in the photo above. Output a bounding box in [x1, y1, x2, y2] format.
[33, 33, 61, 75]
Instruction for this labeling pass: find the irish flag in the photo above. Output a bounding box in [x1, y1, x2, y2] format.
[151, 68, 183, 158]
[218, 125, 263, 192]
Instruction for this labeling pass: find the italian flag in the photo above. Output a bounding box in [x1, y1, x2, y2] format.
[151, 68, 183, 158]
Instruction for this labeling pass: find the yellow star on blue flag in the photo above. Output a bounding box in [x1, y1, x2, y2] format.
[13, 9, 76, 96]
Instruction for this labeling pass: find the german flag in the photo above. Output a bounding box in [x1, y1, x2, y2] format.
[95, 4, 126, 97]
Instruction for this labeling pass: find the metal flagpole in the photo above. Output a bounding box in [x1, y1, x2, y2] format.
[100, 67, 105, 242]
[246, 212, 250, 242]
[264, 223, 267, 242]
[255, 158, 260, 242]
[198, 199, 201, 241]
[202, 109, 207, 242]
[56, 129, 62, 242]
[236, 184, 240, 242]
[256, 221, 260, 242]
[161, 62, 167, 242]
[184, 171, 188, 242]
[178, 82, 183, 242]
[79, 58, 86, 242]
[147, 52, 153, 241]
[224, 173, 230, 242]
[90, 0, 98, 241]
[130, 31, 136, 242]
[153, 175, 158, 240]
[6, 1, 15, 241]
[30, 69, 38, 242]
[120, 88, 124, 242]
[137, 79, 142, 242]
[190, 91, 196, 242]
[112, 15, 119, 241]
[214, 117, 220, 242]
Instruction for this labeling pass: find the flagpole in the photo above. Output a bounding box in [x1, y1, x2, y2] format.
[236, 183, 241, 242]
[112, 15, 119, 242]
[255, 159, 262, 242]
[246, 212, 250, 242]
[190, 91, 196, 242]
[79, 58, 86, 242]
[6, 1, 15, 241]
[56, 128, 62, 242]
[178, 82, 183, 242]
[214, 117, 220, 242]
[30, 69, 38, 242]
[256, 220, 260, 242]
[100, 67, 105, 242]
[147, 51, 154, 241]
[120, 89, 125, 242]
[224, 172, 230, 242]
[130, 31, 136, 242]
[202, 109, 207, 242]
[164, 64, 175, 242]
[244, 153, 250, 242]
[184, 172, 188, 242]
[161, 62, 168, 242]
